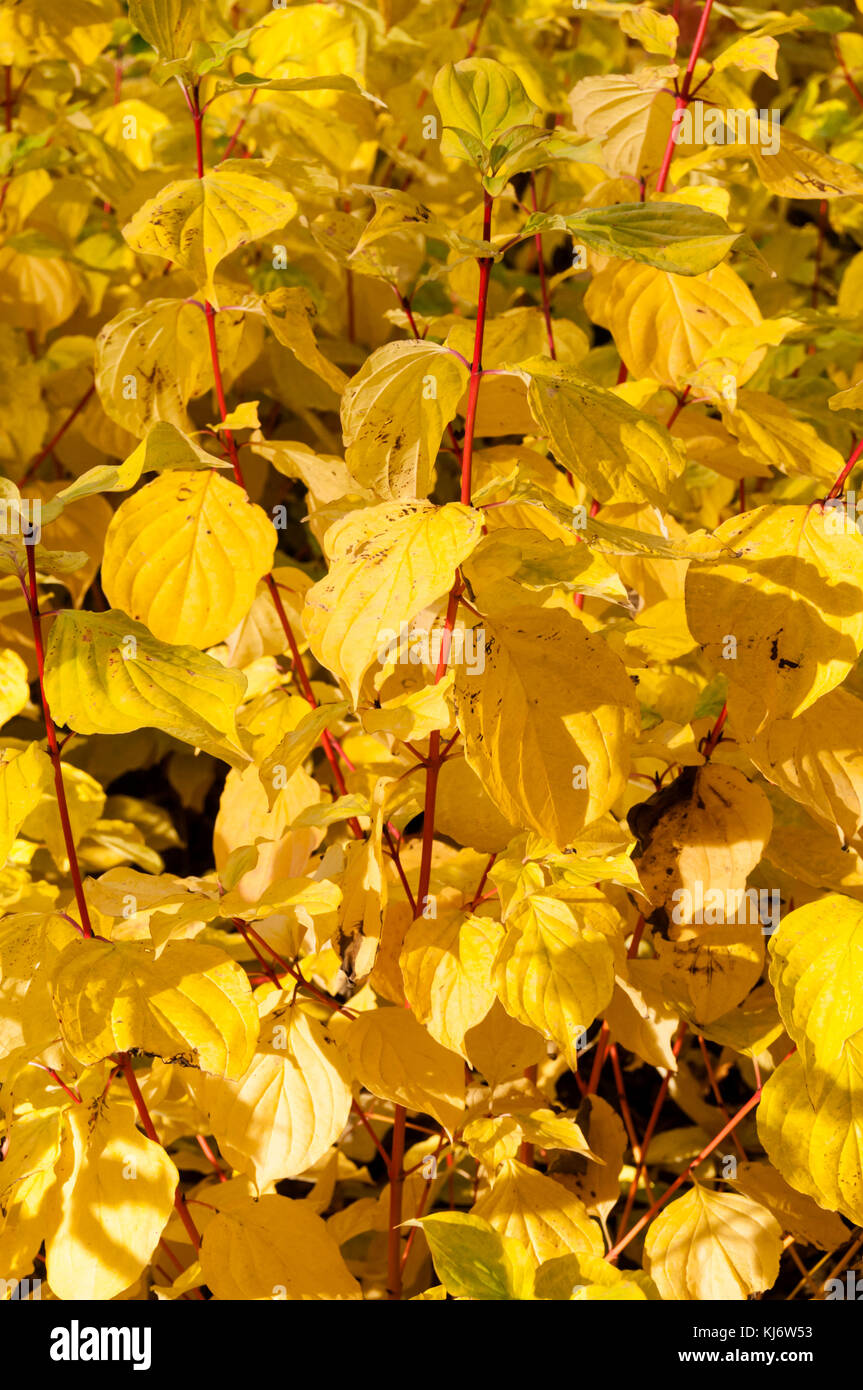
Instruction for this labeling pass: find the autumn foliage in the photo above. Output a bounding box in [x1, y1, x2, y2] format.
[3, 0, 863, 1305]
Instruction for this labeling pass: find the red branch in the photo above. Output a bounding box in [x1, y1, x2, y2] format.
[607, 1082, 762, 1264]
[24, 544, 94, 936]
[655, 0, 716, 194]
[20, 384, 95, 486]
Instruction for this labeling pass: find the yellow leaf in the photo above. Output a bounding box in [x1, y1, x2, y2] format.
[0, 1107, 64, 1281]
[214, 401, 260, 432]
[434, 753, 521, 854]
[95, 300, 214, 437]
[198, 1193, 362, 1300]
[493, 894, 615, 1067]
[568, 71, 677, 179]
[257, 287, 349, 396]
[335, 782, 387, 979]
[413, 1211, 528, 1299]
[714, 34, 779, 78]
[749, 687, 863, 843]
[101, 471, 277, 648]
[22, 761, 105, 871]
[764, 790, 863, 895]
[731, 1160, 848, 1251]
[0, 743, 54, 868]
[619, 6, 678, 58]
[399, 909, 501, 1061]
[523, 359, 686, 507]
[214, 762, 323, 904]
[644, 1183, 782, 1300]
[192, 998, 352, 1189]
[465, 1109, 597, 1172]
[123, 167, 298, 308]
[341, 341, 470, 500]
[535, 1251, 654, 1300]
[127, 0, 202, 60]
[302, 501, 482, 704]
[0, 0, 113, 65]
[464, 997, 547, 1089]
[685, 505, 863, 739]
[45, 1098, 178, 1302]
[632, 764, 773, 921]
[473, 1159, 604, 1262]
[585, 259, 763, 390]
[91, 99, 171, 171]
[605, 965, 680, 1071]
[344, 1006, 465, 1136]
[463, 527, 627, 611]
[453, 607, 639, 847]
[748, 127, 863, 200]
[51, 937, 259, 1078]
[651, 925, 765, 1025]
[361, 673, 455, 743]
[757, 1050, 863, 1226]
[0, 246, 81, 336]
[0, 648, 29, 728]
[0, 911, 79, 1058]
[43, 610, 249, 768]
[722, 390, 843, 484]
[769, 894, 863, 1099]
[258, 701, 349, 811]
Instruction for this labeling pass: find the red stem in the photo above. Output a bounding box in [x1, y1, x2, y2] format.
[655, 0, 716, 194]
[352, 1100, 392, 1168]
[606, 1082, 762, 1264]
[24, 544, 94, 937]
[386, 186, 496, 1298]
[460, 190, 494, 506]
[196, 1133, 228, 1180]
[199, 212, 361, 835]
[222, 89, 258, 161]
[119, 1053, 205, 1273]
[191, 83, 205, 177]
[702, 700, 727, 758]
[698, 1035, 747, 1162]
[386, 1105, 407, 1299]
[615, 1026, 687, 1239]
[827, 435, 863, 501]
[20, 384, 95, 486]
[665, 386, 690, 429]
[834, 39, 863, 113]
[530, 174, 556, 359]
[608, 1044, 655, 1206]
[586, 1021, 610, 1095]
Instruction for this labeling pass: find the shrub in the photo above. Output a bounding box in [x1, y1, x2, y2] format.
[1, 0, 862, 1306]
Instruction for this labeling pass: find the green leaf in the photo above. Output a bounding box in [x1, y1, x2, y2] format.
[522, 203, 763, 277]
[412, 1213, 519, 1300]
[433, 59, 539, 167]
